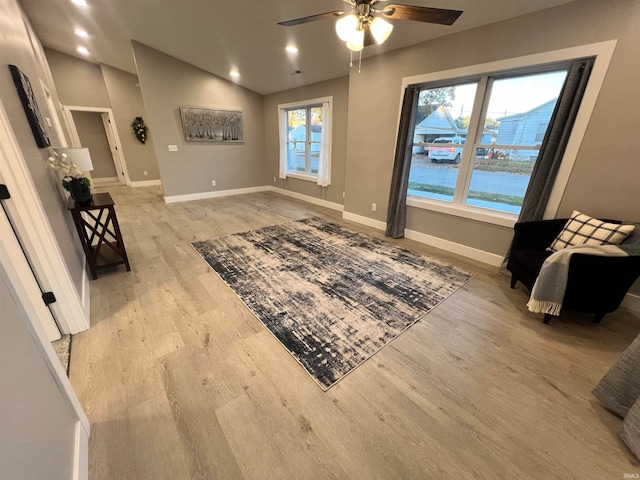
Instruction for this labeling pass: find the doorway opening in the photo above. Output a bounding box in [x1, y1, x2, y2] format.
[62, 106, 130, 186]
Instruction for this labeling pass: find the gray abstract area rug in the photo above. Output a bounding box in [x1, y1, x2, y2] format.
[193, 217, 474, 390]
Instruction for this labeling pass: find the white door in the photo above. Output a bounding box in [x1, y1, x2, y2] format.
[0, 188, 89, 479]
[101, 112, 126, 184]
[0, 202, 60, 340]
[0, 99, 89, 335]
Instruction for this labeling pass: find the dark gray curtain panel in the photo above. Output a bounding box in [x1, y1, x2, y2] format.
[518, 58, 595, 223]
[501, 58, 595, 271]
[386, 86, 420, 238]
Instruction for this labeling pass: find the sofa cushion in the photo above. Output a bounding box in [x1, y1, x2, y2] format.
[549, 210, 635, 252]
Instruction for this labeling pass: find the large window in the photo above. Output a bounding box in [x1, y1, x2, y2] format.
[278, 97, 332, 185]
[408, 66, 570, 215]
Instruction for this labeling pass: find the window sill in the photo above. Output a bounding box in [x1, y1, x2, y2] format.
[286, 172, 318, 183]
[406, 196, 517, 228]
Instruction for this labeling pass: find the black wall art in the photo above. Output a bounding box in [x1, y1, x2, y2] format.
[9, 64, 50, 148]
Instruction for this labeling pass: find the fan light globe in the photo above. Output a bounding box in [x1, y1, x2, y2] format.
[346, 28, 364, 52]
[336, 14, 359, 42]
[370, 17, 393, 45]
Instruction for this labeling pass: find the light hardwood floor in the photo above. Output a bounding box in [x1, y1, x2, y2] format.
[70, 185, 640, 479]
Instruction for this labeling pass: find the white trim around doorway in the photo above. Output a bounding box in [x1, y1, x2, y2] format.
[61, 105, 131, 186]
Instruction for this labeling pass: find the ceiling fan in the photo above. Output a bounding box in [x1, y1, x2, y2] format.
[278, 0, 463, 52]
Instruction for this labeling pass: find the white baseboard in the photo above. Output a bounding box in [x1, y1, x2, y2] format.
[130, 179, 162, 187]
[268, 186, 343, 212]
[73, 421, 89, 480]
[622, 293, 640, 314]
[81, 258, 90, 325]
[342, 211, 387, 230]
[404, 228, 505, 267]
[342, 210, 504, 267]
[91, 177, 119, 186]
[164, 186, 270, 204]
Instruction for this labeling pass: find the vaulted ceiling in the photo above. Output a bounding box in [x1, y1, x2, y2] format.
[21, 0, 578, 95]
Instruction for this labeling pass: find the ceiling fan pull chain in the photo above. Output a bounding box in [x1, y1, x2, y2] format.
[358, 50, 362, 73]
[350, 49, 354, 68]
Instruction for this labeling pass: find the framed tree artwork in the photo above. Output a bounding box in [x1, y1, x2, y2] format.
[179, 106, 244, 143]
[8, 65, 51, 148]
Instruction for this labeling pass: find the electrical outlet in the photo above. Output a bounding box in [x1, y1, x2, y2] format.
[168, 145, 178, 151]
[273, 176, 277, 182]
[343, 191, 345, 199]
[211, 180, 217, 186]
[371, 203, 377, 212]
[143, 170, 148, 176]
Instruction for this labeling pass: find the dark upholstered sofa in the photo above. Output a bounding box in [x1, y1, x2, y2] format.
[507, 218, 640, 324]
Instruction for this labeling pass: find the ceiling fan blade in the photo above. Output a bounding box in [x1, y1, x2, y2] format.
[381, 5, 463, 25]
[278, 10, 345, 27]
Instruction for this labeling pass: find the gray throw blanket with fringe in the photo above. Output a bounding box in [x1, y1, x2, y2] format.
[527, 226, 640, 316]
[527, 245, 626, 316]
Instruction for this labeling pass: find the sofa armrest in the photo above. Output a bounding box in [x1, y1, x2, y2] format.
[564, 254, 640, 312]
[512, 219, 568, 250]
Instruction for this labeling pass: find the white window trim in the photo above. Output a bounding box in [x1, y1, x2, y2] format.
[278, 96, 332, 183]
[287, 172, 318, 182]
[400, 40, 617, 226]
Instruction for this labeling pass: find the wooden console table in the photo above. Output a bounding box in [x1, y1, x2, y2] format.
[67, 192, 131, 280]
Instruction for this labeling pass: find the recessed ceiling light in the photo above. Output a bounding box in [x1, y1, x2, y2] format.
[74, 28, 88, 37]
[230, 70, 240, 78]
[77, 46, 89, 55]
[71, 0, 88, 6]
[286, 45, 298, 54]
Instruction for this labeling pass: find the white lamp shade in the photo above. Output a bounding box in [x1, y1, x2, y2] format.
[53, 147, 93, 172]
[370, 17, 393, 45]
[346, 28, 364, 52]
[336, 14, 359, 42]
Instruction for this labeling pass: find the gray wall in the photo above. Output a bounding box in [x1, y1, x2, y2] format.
[263, 76, 349, 206]
[101, 64, 160, 182]
[0, 0, 84, 296]
[132, 41, 268, 198]
[0, 258, 76, 479]
[45, 47, 111, 108]
[71, 110, 118, 179]
[45, 49, 161, 183]
[344, 0, 640, 260]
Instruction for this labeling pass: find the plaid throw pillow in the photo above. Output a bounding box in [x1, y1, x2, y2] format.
[548, 210, 635, 252]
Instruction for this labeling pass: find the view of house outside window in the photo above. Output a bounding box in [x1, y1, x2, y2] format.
[286, 105, 323, 176]
[408, 69, 568, 215]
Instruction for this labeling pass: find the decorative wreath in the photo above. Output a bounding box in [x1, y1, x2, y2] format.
[131, 116, 148, 144]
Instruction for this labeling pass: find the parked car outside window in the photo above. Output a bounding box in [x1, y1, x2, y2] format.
[428, 137, 465, 164]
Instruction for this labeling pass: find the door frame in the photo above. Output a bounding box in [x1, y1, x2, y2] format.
[62, 105, 131, 186]
[39, 79, 68, 148]
[0, 99, 89, 334]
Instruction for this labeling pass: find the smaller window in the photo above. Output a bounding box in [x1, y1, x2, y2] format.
[278, 97, 332, 185]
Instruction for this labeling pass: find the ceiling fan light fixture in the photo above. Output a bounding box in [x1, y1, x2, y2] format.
[370, 17, 393, 45]
[346, 28, 364, 52]
[335, 14, 359, 42]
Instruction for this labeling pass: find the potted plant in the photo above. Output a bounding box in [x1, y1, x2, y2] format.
[48, 149, 93, 205]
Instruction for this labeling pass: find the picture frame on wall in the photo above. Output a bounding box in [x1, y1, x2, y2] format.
[8, 64, 50, 148]
[179, 106, 244, 143]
